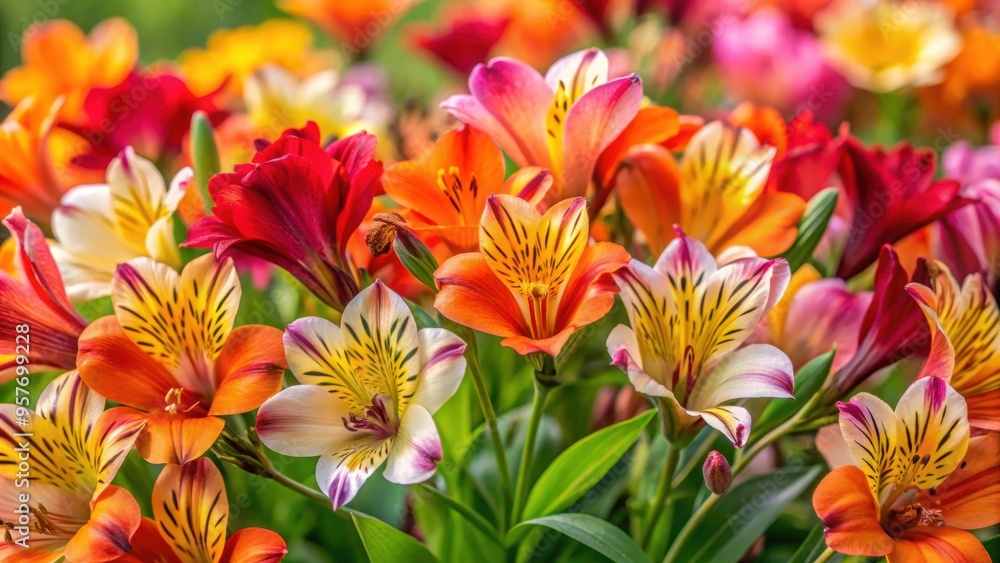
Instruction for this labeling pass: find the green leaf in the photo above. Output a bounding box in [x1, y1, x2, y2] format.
[982, 533, 1000, 559]
[74, 296, 113, 323]
[190, 111, 220, 214]
[509, 514, 650, 563]
[522, 409, 656, 520]
[780, 188, 838, 272]
[676, 465, 822, 563]
[788, 520, 828, 563]
[755, 351, 835, 436]
[352, 514, 439, 563]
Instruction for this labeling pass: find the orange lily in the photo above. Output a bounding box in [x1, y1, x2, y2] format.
[615, 120, 806, 257]
[76, 254, 286, 465]
[907, 260, 1000, 432]
[813, 377, 995, 562]
[0, 18, 137, 124]
[0, 372, 145, 562]
[118, 458, 287, 562]
[435, 194, 630, 358]
[382, 125, 551, 256]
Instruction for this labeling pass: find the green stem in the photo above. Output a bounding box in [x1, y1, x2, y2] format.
[417, 484, 502, 546]
[671, 437, 716, 489]
[640, 444, 679, 549]
[466, 335, 512, 534]
[511, 378, 550, 525]
[662, 492, 722, 563]
[814, 546, 837, 563]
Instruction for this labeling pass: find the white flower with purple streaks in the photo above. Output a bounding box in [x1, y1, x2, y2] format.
[256, 280, 467, 510]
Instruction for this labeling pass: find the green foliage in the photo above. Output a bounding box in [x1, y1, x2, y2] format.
[779, 188, 839, 273]
[353, 514, 439, 563]
[509, 514, 650, 563]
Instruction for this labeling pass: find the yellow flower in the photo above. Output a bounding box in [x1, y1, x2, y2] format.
[816, 0, 962, 92]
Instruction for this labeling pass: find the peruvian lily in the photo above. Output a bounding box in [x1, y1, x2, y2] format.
[442, 48, 643, 202]
[615, 120, 806, 257]
[0, 98, 65, 224]
[382, 125, 551, 256]
[256, 281, 467, 510]
[907, 261, 1000, 432]
[0, 371, 144, 561]
[410, 14, 510, 76]
[50, 147, 191, 301]
[606, 233, 793, 446]
[812, 377, 995, 562]
[77, 254, 286, 465]
[186, 121, 382, 312]
[0, 208, 86, 381]
[119, 458, 287, 563]
[435, 194, 631, 358]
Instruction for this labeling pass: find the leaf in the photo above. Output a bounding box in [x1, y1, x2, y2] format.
[982, 534, 1000, 559]
[352, 514, 439, 563]
[190, 111, 220, 213]
[74, 296, 113, 323]
[780, 188, 838, 272]
[676, 465, 822, 563]
[788, 520, 828, 563]
[521, 409, 656, 520]
[755, 351, 835, 436]
[509, 514, 650, 563]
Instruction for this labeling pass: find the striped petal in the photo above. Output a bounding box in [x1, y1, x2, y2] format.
[607, 323, 670, 396]
[107, 148, 170, 256]
[813, 466, 895, 557]
[688, 405, 753, 448]
[316, 434, 391, 511]
[210, 325, 286, 416]
[836, 392, 898, 499]
[383, 404, 442, 485]
[126, 409, 225, 465]
[915, 434, 1000, 530]
[687, 344, 794, 409]
[220, 528, 288, 563]
[892, 377, 970, 492]
[611, 260, 678, 390]
[64, 485, 142, 563]
[152, 458, 229, 563]
[411, 328, 467, 414]
[256, 385, 355, 458]
[434, 253, 531, 346]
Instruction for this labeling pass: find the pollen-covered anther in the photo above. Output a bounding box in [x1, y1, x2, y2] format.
[164, 387, 200, 415]
[522, 282, 551, 300]
[882, 503, 946, 538]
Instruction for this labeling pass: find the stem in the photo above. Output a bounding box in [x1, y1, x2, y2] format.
[466, 335, 512, 534]
[417, 484, 502, 546]
[671, 437, 716, 489]
[512, 378, 550, 525]
[640, 444, 679, 549]
[814, 546, 837, 563]
[662, 492, 722, 563]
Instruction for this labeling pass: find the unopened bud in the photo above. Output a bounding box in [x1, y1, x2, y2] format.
[703, 451, 732, 495]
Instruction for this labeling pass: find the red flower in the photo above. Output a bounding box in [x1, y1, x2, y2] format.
[186, 122, 382, 311]
[410, 14, 510, 76]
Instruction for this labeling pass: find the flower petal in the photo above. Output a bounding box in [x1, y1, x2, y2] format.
[615, 144, 683, 256]
[607, 324, 669, 396]
[892, 376, 970, 492]
[256, 385, 355, 457]
[64, 485, 142, 563]
[890, 526, 991, 563]
[412, 328, 467, 414]
[434, 253, 530, 340]
[316, 435, 391, 511]
[611, 260, 677, 390]
[553, 241, 631, 339]
[916, 434, 1000, 530]
[130, 410, 225, 465]
[836, 392, 898, 499]
[210, 325, 286, 416]
[384, 404, 443, 485]
[812, 466, 894, 557]
[152, 458, 229, 563]
[221, 528, 288, 563]
[689, 405, 753, 448]
[687, 344, 794, 409]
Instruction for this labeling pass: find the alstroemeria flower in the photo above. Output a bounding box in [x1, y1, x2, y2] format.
[409, 13, 510, 76]
[435, 194, 631, 357]
[815, 0, 962, 92]
[0, 18, 137, 123]
[256, 281, 467, 510]
[50, 148, 191, 301]
[0, 98, 68, 223]
[382, 125, 551, 256]
[616, 120, 806, 257]
[77, 254, 286, 465]
[812, 377, 994, 562]
[278, 0, 418, 49]
[932, 180, 1000, 287]
[607, 234, 793, 446]
[0, 372, 144, 561]
[442, 48, 643, 201]
[120, 458, 286, 563]
[187, 122, 382, 312]
[908, 261, 1000, 431]
[0, 208, 86, 381]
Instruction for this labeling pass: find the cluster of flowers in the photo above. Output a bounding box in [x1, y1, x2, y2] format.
[0, 0, 998, 561]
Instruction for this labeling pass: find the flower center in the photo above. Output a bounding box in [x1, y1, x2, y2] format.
[881, 503, 945, 539]
[1, 503, 69, 540]
[342, 395, 396, 438]
[164, 387, 200, 415]
[519, 281, 555, 339]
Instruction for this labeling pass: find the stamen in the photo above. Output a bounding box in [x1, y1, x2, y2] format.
[882, 503, 946, 538]
[164, 387, 200, 415]
[342, 395, 396, 437]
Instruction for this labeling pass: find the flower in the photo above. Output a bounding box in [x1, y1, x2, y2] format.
[815, 0, 963, 92]
[442, 48, 643, 201]
[178, 18, 335, 99]
[410, 13, 510, 76]
[0, 98, 66, 223]
[277, 0, 418, 50]
[0, 18, 137, 123]
[606, 233, 793, 446]
[435, 194, 631, 358]
[76, 254, 286, 465]
[615, 120, 806, 257]
[122, 458, 287, 562]
[50, 148, 192, 301]
[255, 281, 467, 510]
[812, 377, 994, 561]
[907, 261, 1000, 431]
[186, 122, 383, 312]
[0, 372, 144, 561]
[0, 208, 86, 382]
[63, 71, 228, 171]
[382, 125, 551, 256]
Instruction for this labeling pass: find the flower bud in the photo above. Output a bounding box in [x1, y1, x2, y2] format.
[703, 450, 732, 495]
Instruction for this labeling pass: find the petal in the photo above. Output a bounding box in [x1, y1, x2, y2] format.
[615, 144, 683, 255]
[890, 527, 991, 563]
[816, 424, 858, 470]
[64, 485, 142, 563]
[152, 458, 229, 563]
[687, 344, 794, 409]
[966, 389, 1000, 432]
[653, 233, 718, 300]
[210, 325, 287, 416]
[553, 241, 631, 339]
[812, 466, 894, 557]
[384, 404, 443, 485]
[256, 385, 355, 457]
[595, 105, 681, 190]
[221, 528, 288, 563]
[283, 316, 349, 387]
[412, 328, 467, 414]
[689, 405, 752, 448]
[434, 253, 530, 339]
[316, 435, 391, 511]
[607, 324, 670, 396]
[115, 517, 181, 563]
[107, 148, 169, 247]
[132, 411, 226, 465]
[916, 434, 1000, 530]
[505, 166, 553, 209]
[714, 192, 806, 256]
[440, 94, 532, 165]
[893, 377, 970, 491]
[836, 392, 898, 498]
[782, 278, 872, 372]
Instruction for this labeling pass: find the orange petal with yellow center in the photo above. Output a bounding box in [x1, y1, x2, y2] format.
[713, 191, 805, 256]
[615, 144, 683, 255]
[813, 465, 894, 557]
